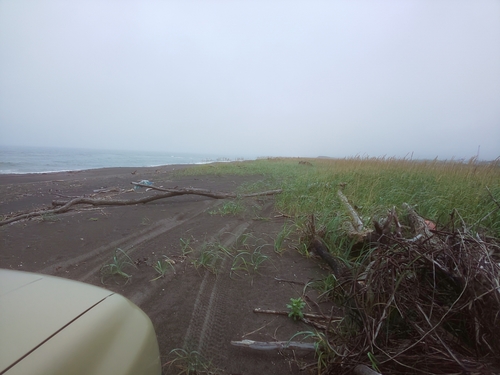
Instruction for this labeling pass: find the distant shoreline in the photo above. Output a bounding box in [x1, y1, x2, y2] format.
[0, 164, 194, 185]
[0, 161, 220, 176]
[0, 145, 248, 175]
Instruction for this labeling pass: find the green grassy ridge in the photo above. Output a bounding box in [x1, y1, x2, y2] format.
[180, 158, 500, 237]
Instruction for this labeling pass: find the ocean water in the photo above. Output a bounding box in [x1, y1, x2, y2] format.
[0, 146, 247, 174]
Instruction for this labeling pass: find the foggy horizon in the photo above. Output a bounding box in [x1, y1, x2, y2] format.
[1, 1, 499, 161]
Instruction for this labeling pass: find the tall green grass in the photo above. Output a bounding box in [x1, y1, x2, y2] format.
[180, 157, 500, 237]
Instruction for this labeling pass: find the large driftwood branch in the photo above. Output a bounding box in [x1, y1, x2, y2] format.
[131, 182, 282, 198]
[51, 186, 282, 207]
[310, 237, 341, 276]
[51, 192, 182, 208]
[306, 214, 342, 275]
[0, 186, 282, 226]
[0, 197, 92, 226]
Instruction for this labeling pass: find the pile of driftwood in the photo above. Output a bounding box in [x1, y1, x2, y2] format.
[235, 189, 500, 375]
[308, 192, 500, 374]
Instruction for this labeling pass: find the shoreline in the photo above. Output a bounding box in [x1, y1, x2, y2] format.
[0, 164, 205, 216]
[0, 145, 251, 177]
[0, 164, 195, 186]
[0, 160, 224, 177]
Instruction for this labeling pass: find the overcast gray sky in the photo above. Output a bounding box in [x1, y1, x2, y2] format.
[1, 0, 499, 160]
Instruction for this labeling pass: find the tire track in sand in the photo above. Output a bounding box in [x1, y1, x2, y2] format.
[182, 222, 248, 362]
[182, 201, 274, 366]
[38, 199, 222, 281]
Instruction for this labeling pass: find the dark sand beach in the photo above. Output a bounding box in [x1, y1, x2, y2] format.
[0, 165, 330, 374]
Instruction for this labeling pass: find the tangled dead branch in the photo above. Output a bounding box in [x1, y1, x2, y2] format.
[327, 227, 500, 374]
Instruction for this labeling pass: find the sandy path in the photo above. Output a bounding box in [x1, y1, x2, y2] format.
[0, 166, 330, 374]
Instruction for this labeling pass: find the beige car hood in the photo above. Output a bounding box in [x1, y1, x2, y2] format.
[0, 269, 114, 372]
[0, 269, 161, 375]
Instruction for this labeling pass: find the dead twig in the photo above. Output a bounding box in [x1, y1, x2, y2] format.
[242, 318, 278, 338]
[253, 308, 335, 320]
[274, 277, 306, 285]
[230, 339, 316, 351]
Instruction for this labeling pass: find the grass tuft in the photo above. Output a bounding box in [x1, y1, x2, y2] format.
[150, 256, 176, 281]
[274, 223, 293, 254]
[166, 348, 219, 375]
[208, 201, 244, 216]
[100, 248, 136, 284]
[192, 241, 232, 275]
[230, 248, 269, 277]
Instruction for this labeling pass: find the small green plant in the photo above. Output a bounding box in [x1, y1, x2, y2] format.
[216, 243, 232, 257]
[166, 348, 218, 375]
[100, 248, 136, 284]
[274, 223, 292, 254]
[230, 252, 251, 276]
[230, 248, 268, 277]
[208, 201, 243, 216]
[367, 351, 381, 373]
[238, 232, 269, 250]
[249, 248, 268, 270]
[40, 212, 60, 222]
[296, 242, 311, 257]
[150, 256, 176, 281]
[288, 330, 334, 372]
[192, 248, 217, 274]
[287, 297, 306, 320]
[180, 237, 194, 256]
[140, 217, 152, 226]
[192, 241, 231, 274]
[238, 232, 253, 248]
[314, 274, 338, 301]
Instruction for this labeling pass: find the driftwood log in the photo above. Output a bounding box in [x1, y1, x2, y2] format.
[0, 185, 282, 226]
[305, 213, 342, 276]
[338, 189, 364, 232]
[231, 340, 383, 374]
[230, 339, 316, 351]
[253, 307, 334, 320]
[130, 182, 282, 198]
